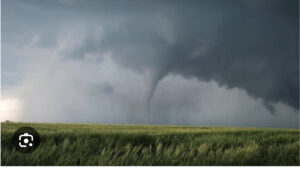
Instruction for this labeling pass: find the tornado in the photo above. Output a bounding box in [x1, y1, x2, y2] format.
[143, 69, 164, 124]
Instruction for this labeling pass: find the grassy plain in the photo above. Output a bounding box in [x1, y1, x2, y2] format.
[1, 122, 299, 166]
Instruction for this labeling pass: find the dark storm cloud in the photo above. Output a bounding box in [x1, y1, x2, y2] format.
[2, 0, 299, 127]
[58, 0, 299, 111]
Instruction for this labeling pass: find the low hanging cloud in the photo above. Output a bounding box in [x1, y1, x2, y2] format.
[6, 45, 298, 128]
[58, 0, 299, 113]
[2, 0, 299, 128]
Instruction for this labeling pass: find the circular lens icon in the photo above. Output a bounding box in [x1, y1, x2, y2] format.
[12, 127, 40, 153]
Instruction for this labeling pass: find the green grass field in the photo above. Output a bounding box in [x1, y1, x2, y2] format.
[1, 122, 299, 166]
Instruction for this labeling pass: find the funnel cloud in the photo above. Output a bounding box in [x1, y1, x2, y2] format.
[2, 0, 299, 128]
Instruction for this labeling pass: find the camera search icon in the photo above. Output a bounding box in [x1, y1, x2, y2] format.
[12, 127, 40, 153]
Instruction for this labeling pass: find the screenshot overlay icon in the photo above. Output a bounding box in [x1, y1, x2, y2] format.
[12, 127, 40, 153]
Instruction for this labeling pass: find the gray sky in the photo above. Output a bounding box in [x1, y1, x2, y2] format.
[1, 0, 299, 128]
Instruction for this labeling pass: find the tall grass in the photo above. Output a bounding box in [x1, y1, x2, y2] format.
[1, 122, 299, 166]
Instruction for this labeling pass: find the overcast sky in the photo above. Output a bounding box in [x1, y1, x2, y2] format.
[1, 0, 299, 128]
